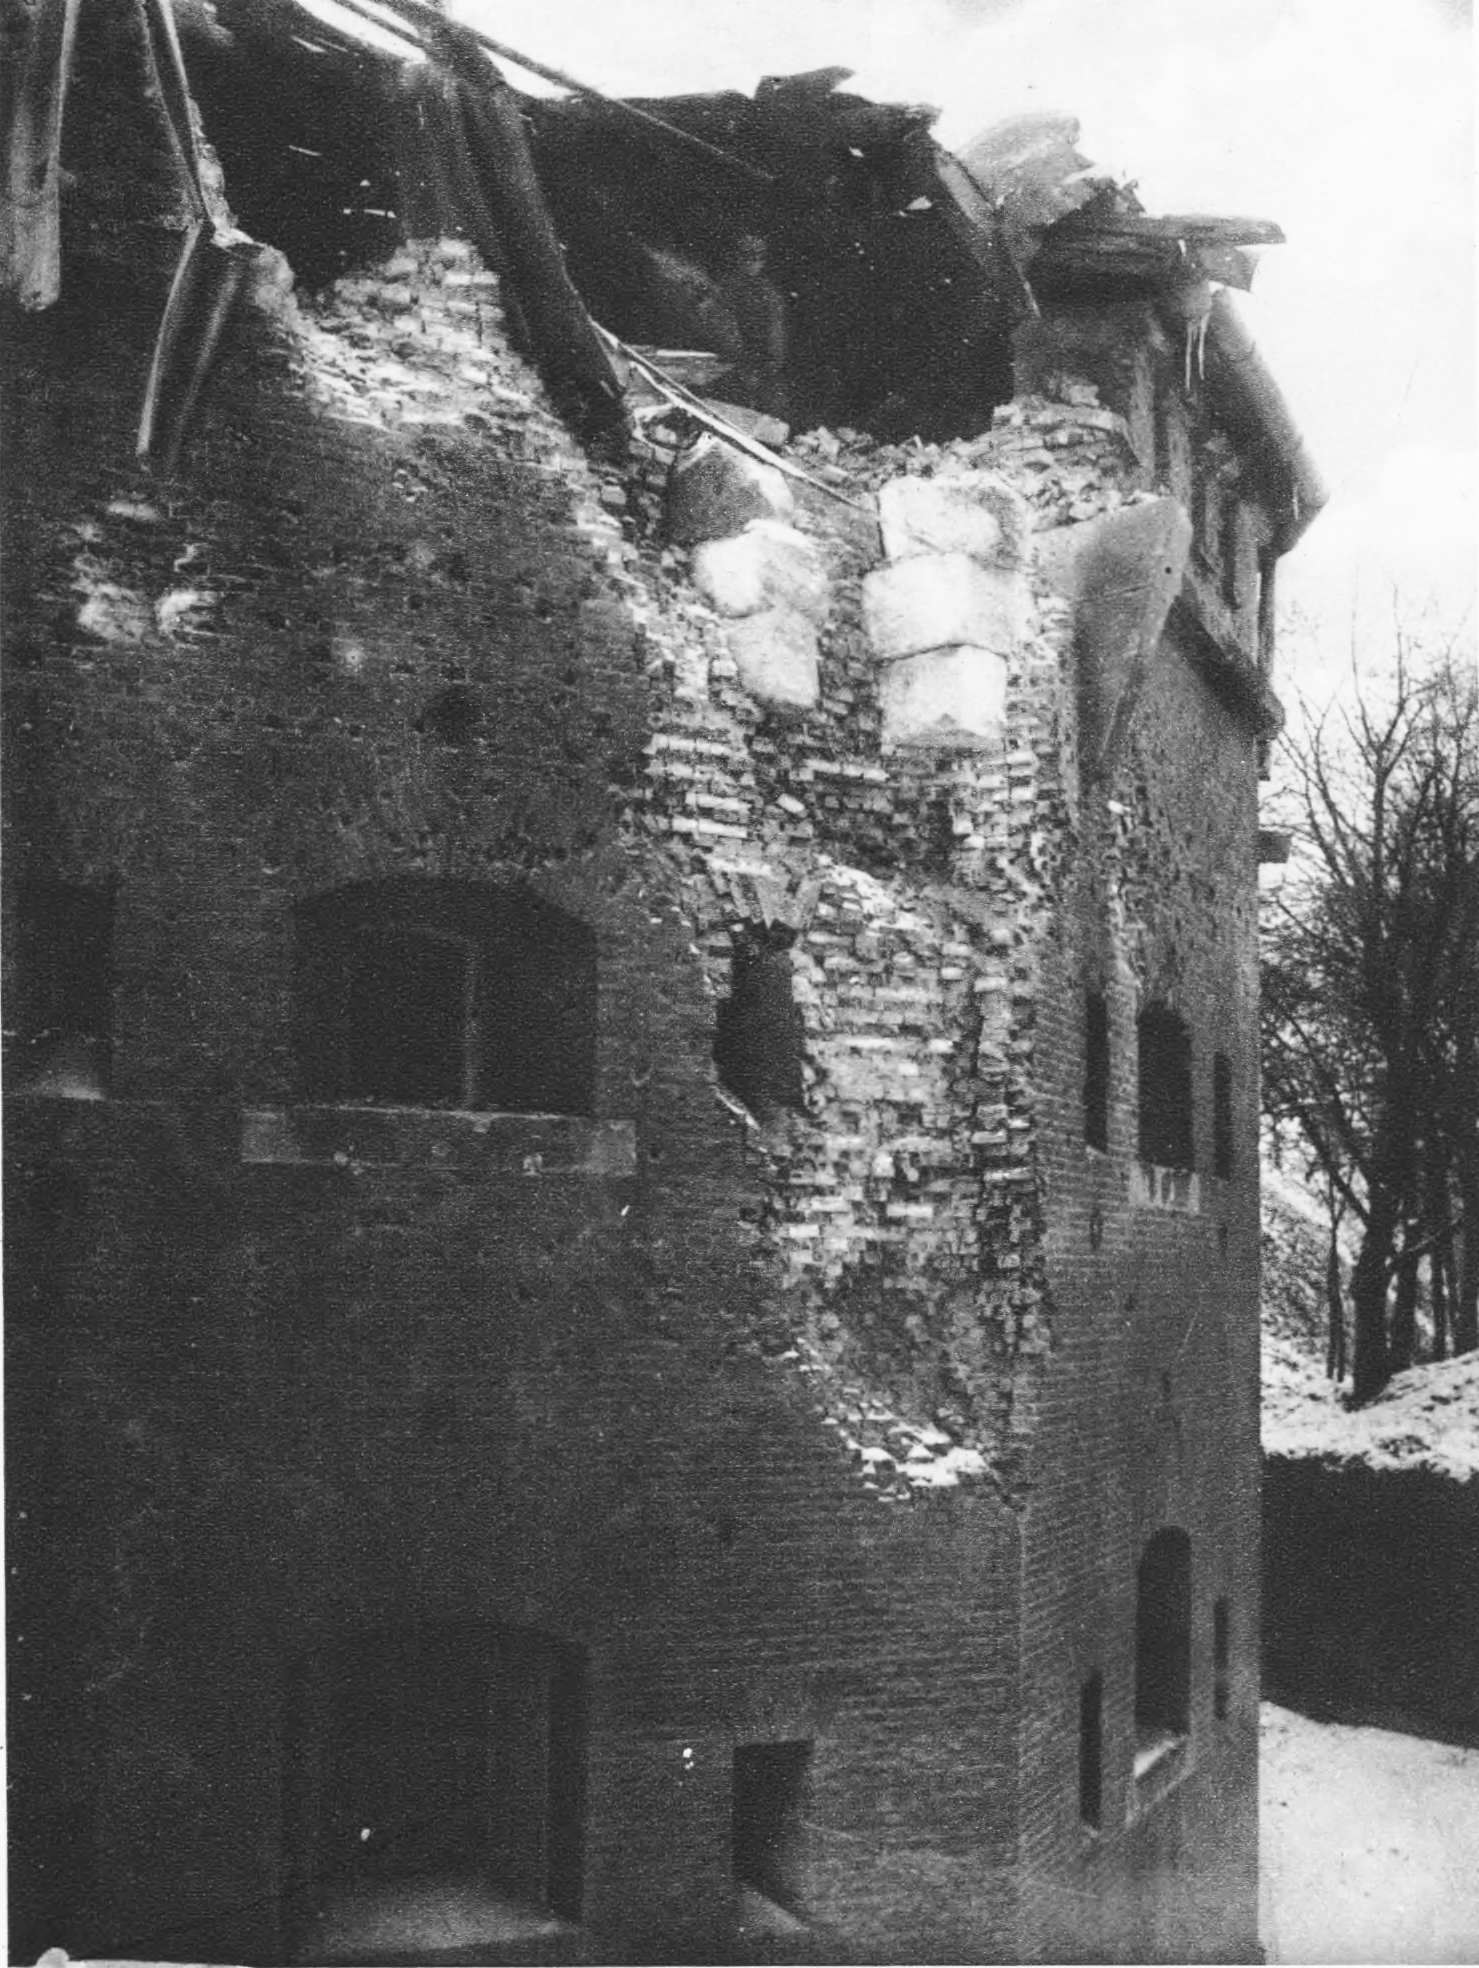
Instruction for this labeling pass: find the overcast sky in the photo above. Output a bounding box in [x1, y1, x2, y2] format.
[444, 0, 1476, 659]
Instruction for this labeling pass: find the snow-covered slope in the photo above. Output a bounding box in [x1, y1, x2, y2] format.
[1264, 1348, 1479, 1483]
[1261, 1163, 1479, 1482]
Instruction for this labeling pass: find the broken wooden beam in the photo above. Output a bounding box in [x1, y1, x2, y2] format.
[1, 0, 82, 309]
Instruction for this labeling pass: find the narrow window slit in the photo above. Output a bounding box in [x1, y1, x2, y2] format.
[1079, 1672, 1103, 1829]
[1213, 1598, 1231, 1721]
[1213, 1052, 1234, 1179]
[1084, 990, 1110, 1151]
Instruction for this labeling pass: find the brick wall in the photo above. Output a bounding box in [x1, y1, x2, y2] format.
[6, 13, 1279, 1961]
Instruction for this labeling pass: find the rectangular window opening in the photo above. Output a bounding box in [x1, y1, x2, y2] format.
[1079, 1672, 1103, 1830]
[1213, 1598, 1231, 1722]
[1256, 549, 1277, 682]
[733, 1740, 811, 1917]
[1137, 1005, 1194, 1172]
[11, 878, 115, 1097]
[294, 882, 597, 1115]
[1084, 991, 1110, 1151]
[1135, 1528, 1192, 1767]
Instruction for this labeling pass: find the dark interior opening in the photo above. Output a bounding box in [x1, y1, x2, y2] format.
[9, 878, 115, 1095]
[1078, 1672, 1103, 1830]
[178, 12, 1018, 440]
[341, 926, 474, 1107]
[733, 1741, 811, 1913]
[179, 3, 405, 290]
[7, 1795, 96, 1963]
[1212, 1051, 1234, 1179]
[294, 879, 597, 1113]
[524, 87, 1017, 440]
[1135, 1528, 1192, 1756]
[714, 929, 806, 1122]
[1137, 1004, 1193, 1170]
[1213, 1597, 1231, 1721]
[284, 1621, 586, 1923]
[1084, 990, 1110, 1151]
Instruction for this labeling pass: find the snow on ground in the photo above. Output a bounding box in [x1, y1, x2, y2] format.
[1262, 1338, 1479, 1481]
[1261, 1702, 1479, 1964]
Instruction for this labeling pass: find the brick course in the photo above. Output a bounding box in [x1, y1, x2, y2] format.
[5, 15, 1285, 1961]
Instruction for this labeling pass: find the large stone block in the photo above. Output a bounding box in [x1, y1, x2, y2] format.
[878, 471, 1028, 567]
[667, 435, 794, 545]
[863, 552, 1025, 663]
[691, 519, 830, 624]
[723, 605, 820, 714]
[878, 644, 1008, 751]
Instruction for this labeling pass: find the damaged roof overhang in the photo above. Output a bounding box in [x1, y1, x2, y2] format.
[1202, 290, 1328, 552]
[3, 0, 1324, 531]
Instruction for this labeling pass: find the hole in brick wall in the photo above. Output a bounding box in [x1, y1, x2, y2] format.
[283, 1622, 586, 1931]
[1135, 1528, 1192, 1758]
[713, 929, 806, 1123]
[1079, 1672, 1103, 1830]
[9, 878, 116, 1098]
[1084, 991, 1110, 1151]
[733, 1741, 811, 1914]
[294, 880, 596, 1113]
[1212, 1051, 1233, 1179]
[1137, 1005, 1193, 1171]
[1213, 1598, 1231, 1721]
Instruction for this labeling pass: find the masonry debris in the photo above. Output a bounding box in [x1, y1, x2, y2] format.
[5, 2, 1326, 1959]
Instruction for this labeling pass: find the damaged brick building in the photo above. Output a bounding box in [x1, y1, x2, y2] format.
[3, 2, 1324, 1962]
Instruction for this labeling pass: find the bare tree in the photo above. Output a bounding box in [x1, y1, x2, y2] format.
[1262, 626, 1479, 1404]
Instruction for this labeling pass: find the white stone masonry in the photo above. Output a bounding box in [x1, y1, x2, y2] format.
[863, 471, 1030, 751]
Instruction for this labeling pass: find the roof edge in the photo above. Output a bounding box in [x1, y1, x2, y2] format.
[1206, 289, 1328, 554]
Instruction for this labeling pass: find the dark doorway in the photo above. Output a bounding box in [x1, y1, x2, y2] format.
[284, 1621, 586, 1934]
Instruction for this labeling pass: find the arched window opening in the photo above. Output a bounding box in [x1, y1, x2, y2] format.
[1135, 1528, 1192, 1769]
[733, 1740, 811, 1917]
[713, 929, 806, 1123]
[1084, 991, 1110, 1151]
[1212, 1052, 1234, 1179]
[284, 1621, 586, 1932]
[1137, 1005, 1193, 1170]
[294, 880, 596, 1114]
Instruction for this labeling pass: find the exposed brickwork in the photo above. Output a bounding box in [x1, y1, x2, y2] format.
[6, 15, 1287, 1961]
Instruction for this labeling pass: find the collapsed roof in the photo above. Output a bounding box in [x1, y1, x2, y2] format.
[1, 0, 1324, 529]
